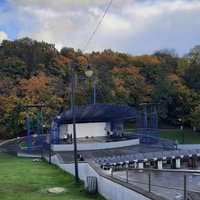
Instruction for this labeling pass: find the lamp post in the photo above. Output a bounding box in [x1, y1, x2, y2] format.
[179, 118, 184, 144]
[71, 53, 93, 183]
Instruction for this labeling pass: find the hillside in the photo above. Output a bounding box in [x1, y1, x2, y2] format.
[0, 37, 200, 138]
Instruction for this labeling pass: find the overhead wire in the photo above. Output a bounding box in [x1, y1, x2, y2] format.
[97, 84, 111, 103]
[97, 83, 115, 103]
[82, 0, 114, 52]
[82, 0, 114, 104]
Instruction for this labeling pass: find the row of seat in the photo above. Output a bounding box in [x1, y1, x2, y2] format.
[94, 149, 200, 168]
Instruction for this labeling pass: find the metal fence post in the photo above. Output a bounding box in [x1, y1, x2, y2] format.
[126, 168, 129, 183]
[48, 130, 52, 164]
[149, 172, 151, 192]
[184, 174, 187, 200]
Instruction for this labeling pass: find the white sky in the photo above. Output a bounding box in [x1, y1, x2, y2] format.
[0, 0, 200, 56]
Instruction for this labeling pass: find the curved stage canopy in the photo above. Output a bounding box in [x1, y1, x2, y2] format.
[57, 103, 138, 125]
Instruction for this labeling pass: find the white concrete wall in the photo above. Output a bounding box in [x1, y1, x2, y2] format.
[59, 122, 108, 138]
[49, 155, 150, 200]
[59, 125, 67, 139]
[178, 144, 200, 150]
[51, 139, 139, 151]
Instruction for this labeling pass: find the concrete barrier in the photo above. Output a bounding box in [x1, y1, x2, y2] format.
[51, 138, 139, 151]
[46, 155, 166, 200]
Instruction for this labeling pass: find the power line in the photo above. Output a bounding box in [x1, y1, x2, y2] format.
[82, 0, 114, 52]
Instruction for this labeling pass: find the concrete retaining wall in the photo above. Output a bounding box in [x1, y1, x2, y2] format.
[50, 155, 150, 200]
[51, 138, 139, 151]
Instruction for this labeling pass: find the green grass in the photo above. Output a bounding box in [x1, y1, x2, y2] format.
[124, 127, 200, 144]
[158, 129, 200, 144]
[0, 140, 5, 144]
[0, 153, 105, 200]
[19, 140, 27, 147]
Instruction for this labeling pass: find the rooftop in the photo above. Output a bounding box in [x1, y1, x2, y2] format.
[57, 103, 138, 125]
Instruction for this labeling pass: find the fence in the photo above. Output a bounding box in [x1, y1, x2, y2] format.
[125, 132, 177, 149]
[111, 167, 200, 200]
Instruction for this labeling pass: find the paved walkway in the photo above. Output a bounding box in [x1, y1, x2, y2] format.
[178, 144, 200, 150]
[0, 136, 174, 161]
[57, 143, 173, 163]
[0, 138, 21, 155]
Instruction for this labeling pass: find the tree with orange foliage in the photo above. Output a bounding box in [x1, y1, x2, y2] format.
[112, 66, 151, 106]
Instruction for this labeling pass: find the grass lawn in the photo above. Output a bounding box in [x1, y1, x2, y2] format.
[159, 129, 200, 144]
[19, 140, 27, 147]
[0, 140, 5, 144]
[0, 153, 105, 200]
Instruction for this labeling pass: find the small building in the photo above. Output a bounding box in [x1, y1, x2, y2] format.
[51, 103, 138, 143]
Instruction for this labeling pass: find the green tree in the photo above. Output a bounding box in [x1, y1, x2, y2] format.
[190, 104, 200, 129]
[0, 56, 28, 79]
[185, 45, 200, 64]
[153, 49, 178, 74]
[1, 37, 58, 74]
[133, 55, 161, 84]
[184, 63, 200, 93]
[151, 66, 173, 119]
[60, 47, 75, 58]
[176, 57, 189, 77]
[184, 45, 200, 93]
[166, 74, 198, 124]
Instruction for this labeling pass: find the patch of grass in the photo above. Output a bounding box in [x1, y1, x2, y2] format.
[0, 140, 5, 144]
[0, 153, 105, 200]
[19, 140, 27, 147]
[159, 129, 200, 144]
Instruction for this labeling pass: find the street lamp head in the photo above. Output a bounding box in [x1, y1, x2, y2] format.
[85, 64, 93, 77]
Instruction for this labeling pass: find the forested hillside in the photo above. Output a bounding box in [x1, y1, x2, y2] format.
[0, 37, 200, 138]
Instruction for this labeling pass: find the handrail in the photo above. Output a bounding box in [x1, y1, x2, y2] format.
[111, 166, 200, 200]
[111, 166, 200, 174]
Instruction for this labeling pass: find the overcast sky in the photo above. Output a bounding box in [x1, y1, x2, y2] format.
[0, 0, 200, 56]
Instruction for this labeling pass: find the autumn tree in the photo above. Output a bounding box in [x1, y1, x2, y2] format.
[111, 66, 150, 106]
[1, 37, 200, 138]
[0, 84, 25, 138]
[132, 55, 161, 84]
[60, 47, 75, 59]
[153, 48, 178, 73]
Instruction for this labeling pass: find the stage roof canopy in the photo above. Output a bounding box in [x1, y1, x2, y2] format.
[57, 103, 138, 125]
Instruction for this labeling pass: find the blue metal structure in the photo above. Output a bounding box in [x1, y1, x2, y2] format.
[93, 77, 96, 104]
[26, 108, 31, 152]
[139, 103, 158, 144]
[50, 102, 158, 144]
[76, 77, 97, 105]
[50, 103, 139, 143]
[57, 103, 138, 125]
[51, 119, 59, 144]
[25, 105, 45, 153]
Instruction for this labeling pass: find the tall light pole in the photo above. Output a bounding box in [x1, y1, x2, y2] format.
[71, 53, 93, 183]
[179, 117, 184, 144]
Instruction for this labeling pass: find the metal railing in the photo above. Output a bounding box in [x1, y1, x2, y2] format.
[124, 132, 177, 149]
[110, 167, 200, 200]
